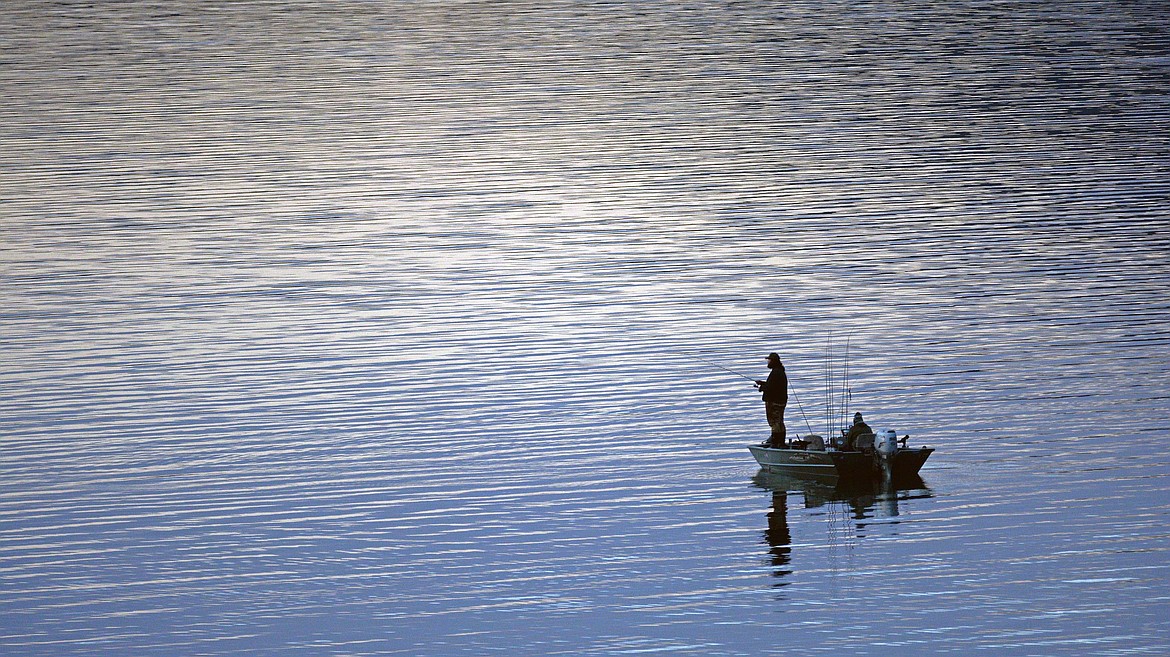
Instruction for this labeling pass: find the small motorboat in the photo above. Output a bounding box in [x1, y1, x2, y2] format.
[748, 430, 933, 481]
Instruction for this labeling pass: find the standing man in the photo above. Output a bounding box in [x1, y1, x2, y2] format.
[755, 352, 788, 448]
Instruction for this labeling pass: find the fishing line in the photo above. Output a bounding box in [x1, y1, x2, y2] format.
[788, 382, 816, 437]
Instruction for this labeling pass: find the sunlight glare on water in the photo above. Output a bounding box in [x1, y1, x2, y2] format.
[2, 1, 1169, 655]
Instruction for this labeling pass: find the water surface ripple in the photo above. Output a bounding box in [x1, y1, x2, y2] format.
[2, 1, 1169, 655]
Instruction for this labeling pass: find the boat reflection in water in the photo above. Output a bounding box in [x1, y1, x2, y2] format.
[752, 470, 933, 587]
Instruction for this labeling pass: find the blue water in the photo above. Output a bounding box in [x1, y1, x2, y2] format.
[3, 1, 1169, 655]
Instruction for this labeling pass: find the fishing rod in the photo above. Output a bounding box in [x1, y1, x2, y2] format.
[841, 333, 853, 433]
[688, 353, 755, 382]
[690, 352, 816, 436]
[826, 333, 834, 438]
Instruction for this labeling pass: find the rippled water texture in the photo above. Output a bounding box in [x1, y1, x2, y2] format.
[3, 1, 1170, 655]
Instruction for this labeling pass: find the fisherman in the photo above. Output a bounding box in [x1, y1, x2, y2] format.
[755, 353, 788, 448]
[843, 412, 873, 451]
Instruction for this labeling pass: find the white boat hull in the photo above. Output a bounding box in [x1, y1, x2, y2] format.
[748, 444, 933, 480]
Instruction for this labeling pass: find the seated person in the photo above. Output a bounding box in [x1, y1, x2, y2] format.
[843, 412, 873, 451]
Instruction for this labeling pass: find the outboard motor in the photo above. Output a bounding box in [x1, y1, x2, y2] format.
[877, 429, 898, 458]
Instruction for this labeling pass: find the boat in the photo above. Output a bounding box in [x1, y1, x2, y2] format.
[748, 429, 933, 481]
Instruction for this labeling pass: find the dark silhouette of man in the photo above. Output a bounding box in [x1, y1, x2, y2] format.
[755, 353, 788, 448]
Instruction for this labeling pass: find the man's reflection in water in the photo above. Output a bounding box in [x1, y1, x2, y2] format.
[757, 473, 932, 587]
[763, 490, 793, 584]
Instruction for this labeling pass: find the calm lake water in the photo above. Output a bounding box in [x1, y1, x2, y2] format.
[3, 1, 1170, 655]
